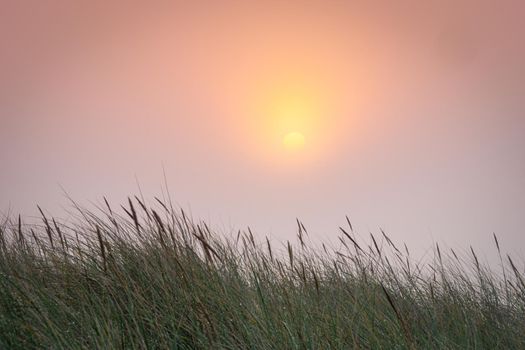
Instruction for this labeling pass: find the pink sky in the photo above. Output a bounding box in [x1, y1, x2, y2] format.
[1, 1, 525, 262]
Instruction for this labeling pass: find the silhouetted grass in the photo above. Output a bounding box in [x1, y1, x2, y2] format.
[0, 197, 523, 349]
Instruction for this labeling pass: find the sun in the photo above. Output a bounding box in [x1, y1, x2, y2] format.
[283, 131, 306, 151]
[239, 71, 336, 160]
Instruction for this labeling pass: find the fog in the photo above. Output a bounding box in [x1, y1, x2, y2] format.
[2, 1, 524, 264]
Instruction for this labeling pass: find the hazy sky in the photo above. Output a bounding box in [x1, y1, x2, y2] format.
[2, 1, 524, 261]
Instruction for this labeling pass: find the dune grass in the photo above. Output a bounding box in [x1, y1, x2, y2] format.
[0, 197, 524, 349]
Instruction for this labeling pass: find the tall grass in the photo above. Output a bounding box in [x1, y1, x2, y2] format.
[0, 197, 523, 349]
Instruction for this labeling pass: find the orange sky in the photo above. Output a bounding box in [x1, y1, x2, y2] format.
[1, 1, 525, 262]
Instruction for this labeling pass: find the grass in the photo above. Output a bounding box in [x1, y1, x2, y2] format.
[0, 196, 524, 349]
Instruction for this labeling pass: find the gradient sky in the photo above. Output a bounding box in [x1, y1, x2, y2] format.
[2, 1, 524, 262]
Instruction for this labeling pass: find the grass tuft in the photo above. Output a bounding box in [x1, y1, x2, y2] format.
[0, 198, 524, 349]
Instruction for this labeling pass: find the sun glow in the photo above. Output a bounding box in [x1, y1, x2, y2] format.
[233, 58, 351, 164]
[266, 84, 320, 134]
[283, 131, 306, 151]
